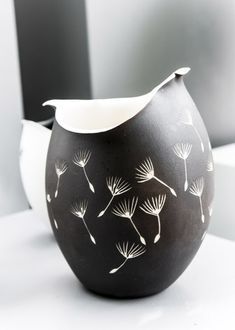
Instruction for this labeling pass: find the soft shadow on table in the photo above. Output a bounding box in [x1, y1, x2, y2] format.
[53, 276, 195, 328]
[11, 232, 55, 254]
[24, 232, 55, 249]
[1, 232, 56, 308]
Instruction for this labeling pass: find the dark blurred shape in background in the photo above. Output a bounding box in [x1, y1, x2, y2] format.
[14, 0, 91, 124]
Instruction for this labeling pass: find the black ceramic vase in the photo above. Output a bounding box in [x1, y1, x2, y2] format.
[44, 68, 214, 298]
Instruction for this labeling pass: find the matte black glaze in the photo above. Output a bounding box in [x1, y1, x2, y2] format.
[45, 75, 214, 298]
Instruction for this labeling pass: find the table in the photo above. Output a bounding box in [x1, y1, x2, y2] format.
[1, 210, 234, 329]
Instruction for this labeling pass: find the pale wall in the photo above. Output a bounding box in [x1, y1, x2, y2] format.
[0, 0, 28, 216]
[86, 0, 235, 147]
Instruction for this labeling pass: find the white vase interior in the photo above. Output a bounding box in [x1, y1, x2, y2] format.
[43, 67, 190, 134]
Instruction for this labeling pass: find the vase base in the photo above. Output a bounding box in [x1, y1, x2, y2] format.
[81, 282, 170, 300]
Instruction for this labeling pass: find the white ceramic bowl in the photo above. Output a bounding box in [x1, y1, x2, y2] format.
[19, 120, 51, 228]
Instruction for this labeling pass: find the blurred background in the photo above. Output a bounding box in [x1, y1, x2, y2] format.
[0, 0, 235, 236]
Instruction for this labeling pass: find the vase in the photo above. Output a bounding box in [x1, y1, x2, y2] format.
[43, 68, 214, 298]
[20, 120, 51, 228]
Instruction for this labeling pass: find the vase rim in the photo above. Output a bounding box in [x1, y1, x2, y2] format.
[42, 67, 190, 134]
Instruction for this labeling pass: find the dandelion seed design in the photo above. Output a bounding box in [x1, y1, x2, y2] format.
[54, 160, 68, 198]
[208, 202, 213, 217]
[207, 160, 214, 172]
[201, 231, 207, 241]
[47, 194, 51, 203]
[189, 177, 205, 223]
[70, 200, 96, 244]
[48, 205, 58, 230]
[181, 110, 204, 152]
[112, 197, 146, 245]
[109, 242, 146, 274]
[98, 176, 131, 217]
[140, 194, 166, 243]
[135, 157, 177, 197]
[73, 150, 95, 193]
[54, 218, 58, 229]
[173, 143, 192, 191]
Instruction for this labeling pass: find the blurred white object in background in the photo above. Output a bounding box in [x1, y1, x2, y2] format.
[210, 144, 235, 241]
[20, 120, 51, 228]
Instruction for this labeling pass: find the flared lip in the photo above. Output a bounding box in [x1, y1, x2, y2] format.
[42, 67, 190, 134]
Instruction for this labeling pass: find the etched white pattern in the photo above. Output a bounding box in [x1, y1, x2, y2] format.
[189, 177, 205, 223]
[112, 197, 146, 245]
[140, 194, 166, 243]
[73, 150, 95, 193]
[70, 200, 96, 244]
[98, 176, 131, 217]
[48, 205, 58, 230]
[54, 160, 68, 198]
[109, 242, 146, 274]
[201, 231, 207, 241]
[135, 157, 177, 197]
[207, 160, 214, 172]
[208, 202, 213, 217]
[54, 218, 58, 229]
[181, 110, 204, 152]
[47, 194, 51, 203]
[173, 143, 192, 191]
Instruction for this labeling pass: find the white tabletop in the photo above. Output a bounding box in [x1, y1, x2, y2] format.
[1, 210, 234, 330]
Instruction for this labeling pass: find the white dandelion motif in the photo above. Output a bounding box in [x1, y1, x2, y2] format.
[47, 194, 51, 203]
[207, 160, 214, 172]
[98, 176, 131, 217]
[112, 197, 146, 245]
[70, 200, 96, 244]
[109, 242, 146, 274]
[201, 231, 207, 241]
[54, 160, 68, 198]
[135, 157, 177, 197]
[208, 202, 213, 217]
[140, 194, 166, 243]
[173, 143, 192, 191]
[189, 177, 205, 223]
[54, 218, 58, 229]
[181, 109, 204, 152]
[48, 205, 58, 230]
[73, 150, 95, 193]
